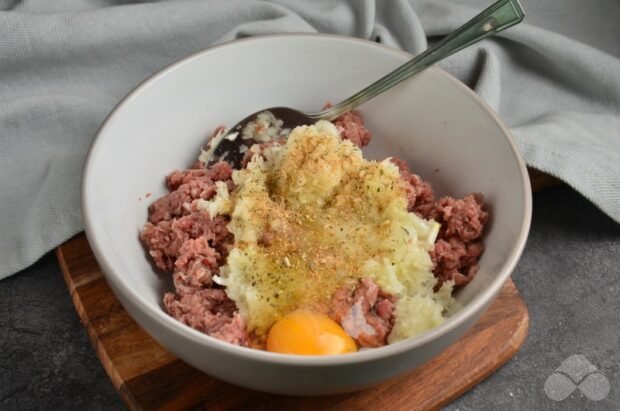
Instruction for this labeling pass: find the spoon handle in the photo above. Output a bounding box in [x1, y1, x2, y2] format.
[310, 0, 524, 120]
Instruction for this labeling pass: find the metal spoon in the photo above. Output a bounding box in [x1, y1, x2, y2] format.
[203, 0, 524, 169]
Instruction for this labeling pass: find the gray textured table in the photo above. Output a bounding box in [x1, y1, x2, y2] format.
[1, 185, 619, 410]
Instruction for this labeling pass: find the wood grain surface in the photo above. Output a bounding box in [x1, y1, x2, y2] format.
[56, 169, 552, 410]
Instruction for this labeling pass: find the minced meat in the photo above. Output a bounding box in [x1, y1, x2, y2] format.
[329, 278, 396, 348]
[426, 194, 488, 286]
[323, 103, 371, 148]
[148, 161, 233, 224]
[390, 157, 435, 215]
[390, 157, 488, 287]
[164, 289, 247, 346]
[141, 161, 246, 345]
[333, 110, 371, 147]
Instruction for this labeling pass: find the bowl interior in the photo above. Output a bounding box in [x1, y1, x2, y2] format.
[83, 35, 529, 355]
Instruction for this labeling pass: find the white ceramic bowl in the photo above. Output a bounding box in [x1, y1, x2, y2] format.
[83, 34, 531, 395]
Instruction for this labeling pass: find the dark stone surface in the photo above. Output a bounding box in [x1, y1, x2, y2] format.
[1, 185, 619, 410]
[0, 253, 124, 410]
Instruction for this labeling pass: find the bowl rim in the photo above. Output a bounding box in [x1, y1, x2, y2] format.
[82, 33, 532, 366]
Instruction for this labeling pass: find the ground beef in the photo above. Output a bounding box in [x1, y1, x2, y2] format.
[148, 161, 233, 224]
[141, 160, 247, 346]
[166, 161, 232, 191]
[427, 195, 488, 286]
[391, 157, 488, 287]
[164, 289, 247, 346]
[140, 220, 187, 272]
[431, 238, 484, 286]
[172, 236, 220, 295]
[329, 278, 396, 348]
[428, 194, 487, 241]
[333, 110, 371, 147]
[390, 157, 434, 214]
[140, 212, 232, 272]
[323, 103, 371, 147]
[173, 211, 233, 258]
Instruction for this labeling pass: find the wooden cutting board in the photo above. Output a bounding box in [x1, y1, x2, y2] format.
[56, 169, 555, 411]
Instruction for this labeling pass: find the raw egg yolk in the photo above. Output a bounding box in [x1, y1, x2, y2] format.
[266, 310, 357, 355]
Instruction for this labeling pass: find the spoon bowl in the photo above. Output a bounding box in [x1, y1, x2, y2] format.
[203, 107, 314, 169]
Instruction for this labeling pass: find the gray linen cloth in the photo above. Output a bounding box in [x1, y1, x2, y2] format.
[1, 0, 619, 280]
